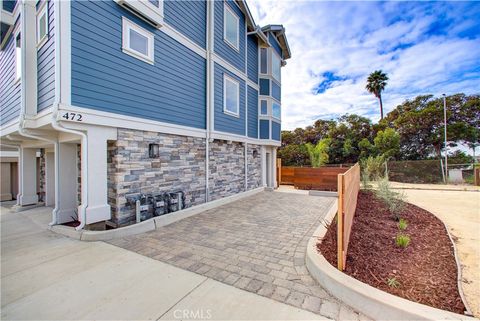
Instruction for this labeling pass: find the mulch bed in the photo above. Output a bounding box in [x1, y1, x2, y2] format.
[318, 190, 466, 314]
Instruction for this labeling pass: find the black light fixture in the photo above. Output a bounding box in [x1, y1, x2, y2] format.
[149, 143, 160, 158]
[253, 149, 258, 158]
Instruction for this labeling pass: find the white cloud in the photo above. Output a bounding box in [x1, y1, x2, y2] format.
[247, 0, 480, 130]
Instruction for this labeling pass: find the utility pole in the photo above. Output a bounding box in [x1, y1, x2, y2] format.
[443, 94, 448, 183]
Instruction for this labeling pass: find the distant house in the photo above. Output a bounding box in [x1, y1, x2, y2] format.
[0, 0, 291, 228]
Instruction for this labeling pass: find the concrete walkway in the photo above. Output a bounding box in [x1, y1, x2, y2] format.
[109, 191, 362, 320]
[400, 188, 480, 318]
[0, 203, 328, 320]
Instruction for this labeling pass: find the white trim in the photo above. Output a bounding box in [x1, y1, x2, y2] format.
[271, 48, 281, 83]
[259, 98, 268, 116]
[14, 29, 21, 83]
[161, 22, 207, 58]
[211, 130, 280, 147]
[114, 0, 163, 28]
[259, 47, 268, 75]
[56, 0, 71, 105]
[36, 1, 48, 49]
[223, 3, 239, 51]
[212, 53, 258, 89]
[57, 104, 206, 139]
[272, 101, 281, 121]
[0, 120, 19, 137]
[122, 17, 155, 64]
[223, 74, 240, 117]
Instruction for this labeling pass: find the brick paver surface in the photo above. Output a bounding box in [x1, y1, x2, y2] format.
[108, 191, 363, 320]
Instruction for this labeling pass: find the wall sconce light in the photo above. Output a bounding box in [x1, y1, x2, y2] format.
[149, 143, 160, 158]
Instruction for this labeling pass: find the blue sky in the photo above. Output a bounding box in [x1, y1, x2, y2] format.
[248, 1, 480, 130]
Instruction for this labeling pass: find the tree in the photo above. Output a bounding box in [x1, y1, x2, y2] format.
[277, 144, 310, 166]
[366, 70, 389, 120]
[305, 139, 330, 167]
[374, 128, 400, 160]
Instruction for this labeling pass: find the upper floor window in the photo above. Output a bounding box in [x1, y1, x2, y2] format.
[260, 100, 268, 115]
[272, 102, 281, 119]
[224, 4, 239, 50]
[36, 2, 48, 47]
[115, 0, 164, 28]
[223, 75, 239, 117]
[260, 48, 268, 74]
[272, 51, 281, 81]
[15, 32, 21, 82]
[122, 17, 154, 64]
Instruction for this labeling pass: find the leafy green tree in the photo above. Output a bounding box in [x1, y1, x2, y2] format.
[305, 138, 330, 167]
[374, 128, 400, 160]
[358, 138, 375, 159]
[366, 70, 389, 120]
[277, 143, 310, 166]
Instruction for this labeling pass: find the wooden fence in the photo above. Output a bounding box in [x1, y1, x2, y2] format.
[277, 161, 349, 191]
[337, 163, 360, 271]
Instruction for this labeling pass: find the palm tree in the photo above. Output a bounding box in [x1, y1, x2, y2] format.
[366, 70, 389, 120]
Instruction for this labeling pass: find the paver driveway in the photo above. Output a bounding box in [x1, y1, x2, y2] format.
[109, 191, 362, 320]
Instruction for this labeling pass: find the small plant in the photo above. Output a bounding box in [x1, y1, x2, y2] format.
[398, 218, 408, 230]
[387, 277, 400, 288]
[375, 177, 406, 221]
[395, 234, 411, 248]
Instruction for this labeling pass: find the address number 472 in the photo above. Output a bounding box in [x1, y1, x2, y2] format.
[62, 112, 83, 121]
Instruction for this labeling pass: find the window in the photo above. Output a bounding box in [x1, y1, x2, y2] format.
[260, 48, 268, 74]
[223, 75, 239, 116]
[36, 2, 48, 47]
[122, 18, 154, 64]
[272, 51, 281, 81]
[224, 4, 239, 50]
[272, 102, 281, 119]
[15, 32, 21, 82]
[260, 100, 268, 115]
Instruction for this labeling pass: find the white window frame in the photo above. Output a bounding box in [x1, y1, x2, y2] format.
[223, 3, 239, 51]
[260, 99, 268, 116]
[223, 74, 240, 117]
[36, 1, 48, 48]
[14, 30, 21, 83]
[272, 101, 281, 120]
[114, 0, 164, 28]
[259, 47, 268, 75]
[271, 50, 281, 82]
[122, 17, 155, 65]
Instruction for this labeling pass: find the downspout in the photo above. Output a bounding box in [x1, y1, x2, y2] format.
[205, 0, 214, 202]
[51, 0, 88, 230]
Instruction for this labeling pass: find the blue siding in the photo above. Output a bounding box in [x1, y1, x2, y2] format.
[0, 32, 20, 125]
[259, 120, 269, 139]
[259, 78, 269, 96]
[247, 85, 258, 138]
[2, 0, 16, 12]
[148, 0, 159, 6]
[164, 0, 206, 49]
[246, 35, 258, 83]
[272, 121, 281, 141]
[269, 33, 282, 58]
[272, 81, 281, 101]
[71, 0, 206, 129]
[214, 0, 245, 72]
[214, 63, 245, 136]
[37, 0, 55, 112]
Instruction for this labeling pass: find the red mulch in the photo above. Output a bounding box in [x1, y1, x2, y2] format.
[318, 190, 466, 314]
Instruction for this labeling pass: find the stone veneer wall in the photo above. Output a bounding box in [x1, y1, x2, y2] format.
[77, 144, 81, 205]
[247, 144, 262, 189]
[208, 140, 245, 201]
[38, 149, 45, 202]
[108, 129, 207, 226]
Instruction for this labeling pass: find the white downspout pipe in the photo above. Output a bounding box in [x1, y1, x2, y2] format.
[51, 0, 88, 230]
[205, 0, 215, 202]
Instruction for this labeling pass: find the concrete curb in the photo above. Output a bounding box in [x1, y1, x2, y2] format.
[50, 187, 265, 241]
[308, 190, 338, 197]
[305, 200, 477, 321]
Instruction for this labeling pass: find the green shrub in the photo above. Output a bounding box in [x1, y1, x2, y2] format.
[375, 178, 406, 221]
[387, 277, 400, 288]
[398, 218, 408, 231]
[395, 234, 411, 248]
[361, 155, 386, 181]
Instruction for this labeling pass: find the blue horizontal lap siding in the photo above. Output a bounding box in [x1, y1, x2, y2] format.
[247, 35, 258, 83]
[71, 1, 206, 129]
[272, 121, 281, 141]
[272, 81, 281, 101]
[247, 85, 258, 138]
[214, 63, 245, 136]
[259, 78, 269, 95]
[214, 0, 245, 71]
[148, 0, 159, 7]
[269, 33, 282, 58]
[164, 0, 206, 49]
[37, 0, 55, 112]
[259, 120, 269, 139]
[0, 32, 21, 125]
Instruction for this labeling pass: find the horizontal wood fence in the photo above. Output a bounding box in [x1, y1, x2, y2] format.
[337, 163, 360, 271]
[278, 164, 348, 191]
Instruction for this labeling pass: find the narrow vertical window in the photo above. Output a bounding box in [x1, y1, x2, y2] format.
[223, 75, 240, 116]
[36, 2, 48, 47]
[15, 33, 21, 82]
[260, 100, 268, 115]
[260, 48, 268, 74]
[272, 51, 281, 81]
[272, 102, 281, 119]
[224, 4, 239, 50]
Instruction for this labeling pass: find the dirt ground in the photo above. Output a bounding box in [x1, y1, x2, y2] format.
[398, 188, 480, 317]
